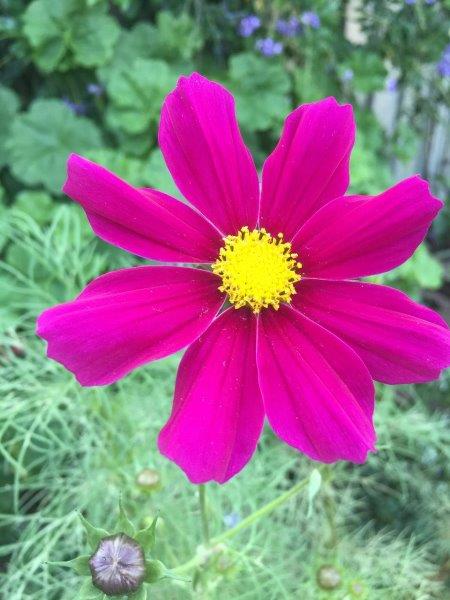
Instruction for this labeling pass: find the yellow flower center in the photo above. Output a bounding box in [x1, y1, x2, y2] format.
[212, 226, 302, 313]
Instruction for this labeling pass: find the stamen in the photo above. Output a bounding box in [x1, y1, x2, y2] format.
[212, 226, 301, 313]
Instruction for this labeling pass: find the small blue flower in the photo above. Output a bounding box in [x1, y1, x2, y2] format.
[437, 45, 450, 77]
[341, 68, 354, 83]
[223, 512, 241, 528]
[62, 97, 87, 116]
[404, 0, 416, 5]
[239, 15, 261, 38]
[424, 0, 436, 5]
[385, 76, 398, 92]
[255, 37, 283, 57]
[301, 11, 321, 29]
[87, 83, 104, 97]
[276, 16, 301, 38]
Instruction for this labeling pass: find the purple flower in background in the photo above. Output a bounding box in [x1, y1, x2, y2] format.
[425, 0, 436, 5]
[301, 11, 321, 29]
[404, 0, 416, 5]
[239, 15, 261, 37]
[276, 16, 301, 37]
[437, 45, 450, 77]
[62, 97, 87, 116]
[89, 534, 146, 596]
[255, 37, 283, 56]
[87, 83, 104, 97]
[341, 68, 354, 83]
[386, 76, 398, 92]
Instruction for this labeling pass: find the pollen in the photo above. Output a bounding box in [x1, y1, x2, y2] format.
[212, 226, 302, 313]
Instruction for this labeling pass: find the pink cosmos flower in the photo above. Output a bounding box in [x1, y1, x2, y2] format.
[37, 73, 450, 484]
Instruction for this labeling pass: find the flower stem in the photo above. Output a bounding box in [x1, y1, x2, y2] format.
[175, 468, 323, 574]
[198, 484, 210, 545]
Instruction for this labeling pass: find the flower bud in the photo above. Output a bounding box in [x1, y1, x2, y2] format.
[317, 565, 341, 590]
[89, 533, 146, 596]
[136, 468, 161, 491]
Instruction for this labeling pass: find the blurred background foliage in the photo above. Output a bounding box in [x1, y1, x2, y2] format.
[0, 0, 449, 598]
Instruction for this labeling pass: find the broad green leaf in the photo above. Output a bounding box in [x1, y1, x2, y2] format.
[97, 23, 156, 84]
[149, 11, 203, 61]
[7, 99, 102, 193]
[71, 10, 120, 68]
[23, 0, 119, 72]
[227, 53, 291, 132]
[105, 58, 176, 135]
[147, 150, 180, 198]
[385, 244, 444, 292]
[0, 85, 20, 167]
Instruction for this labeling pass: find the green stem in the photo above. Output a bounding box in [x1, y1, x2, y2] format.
[198, 484, 210, 545]
[175, 468, 323, 574]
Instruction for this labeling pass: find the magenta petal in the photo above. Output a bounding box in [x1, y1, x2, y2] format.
[257, 305, 376, 463]
[36, 267, 225, 386]
[260, 97, 355, 240]
[293, 279, 450, 384]
[158, 308, 264, 484]
[158, 73, 260, 235]
[292, 176, 443, 278]
[63, 154, 223, 263]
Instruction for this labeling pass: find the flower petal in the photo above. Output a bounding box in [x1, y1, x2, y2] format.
[257, 305, 376, 463]
[292, 176, 443, 278]
[293, 279, 450, 384]
[158, 73, 260, 234]
[158, 308, 263, 484]
[63, 154, 223, 263]
[260, 97, 355, 240]
[36, 267, 225, 386]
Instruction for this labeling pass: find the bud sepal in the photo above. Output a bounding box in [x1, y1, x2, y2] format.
[52, 500, 169, 598]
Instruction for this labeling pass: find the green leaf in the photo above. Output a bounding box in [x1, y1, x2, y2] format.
[0, 85, 20, 167]
[307, 469, 322, 518]
[130, 585, 147, 599]
[71, 10, 120, 68]
[97, 23, 156, 84]
[48, 555, 91, 576]
[149, 11, 203, 61]
[13, 191, 54, 225]
[227, 53, 291, 132]
[78, 512, 110, 551]
[147, 150, 181, 198]
[7, 99, 102, 193]
[348, 50, 387, 93]
[385, 244, 444, 292]
[117, 496, 136, 537]
[75, 579, 104, 600]
[70, 555, 92, 576]
[22, 0, 119, 72]
[105, 58, 176, 135]
[135, 516, 158, 553]
[144, 559, 165, 583]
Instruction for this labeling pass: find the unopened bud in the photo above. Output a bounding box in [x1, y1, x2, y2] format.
[89, 533, 145, 596]
[317, 565, 341, 590]
[136, 468, 161, 491]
